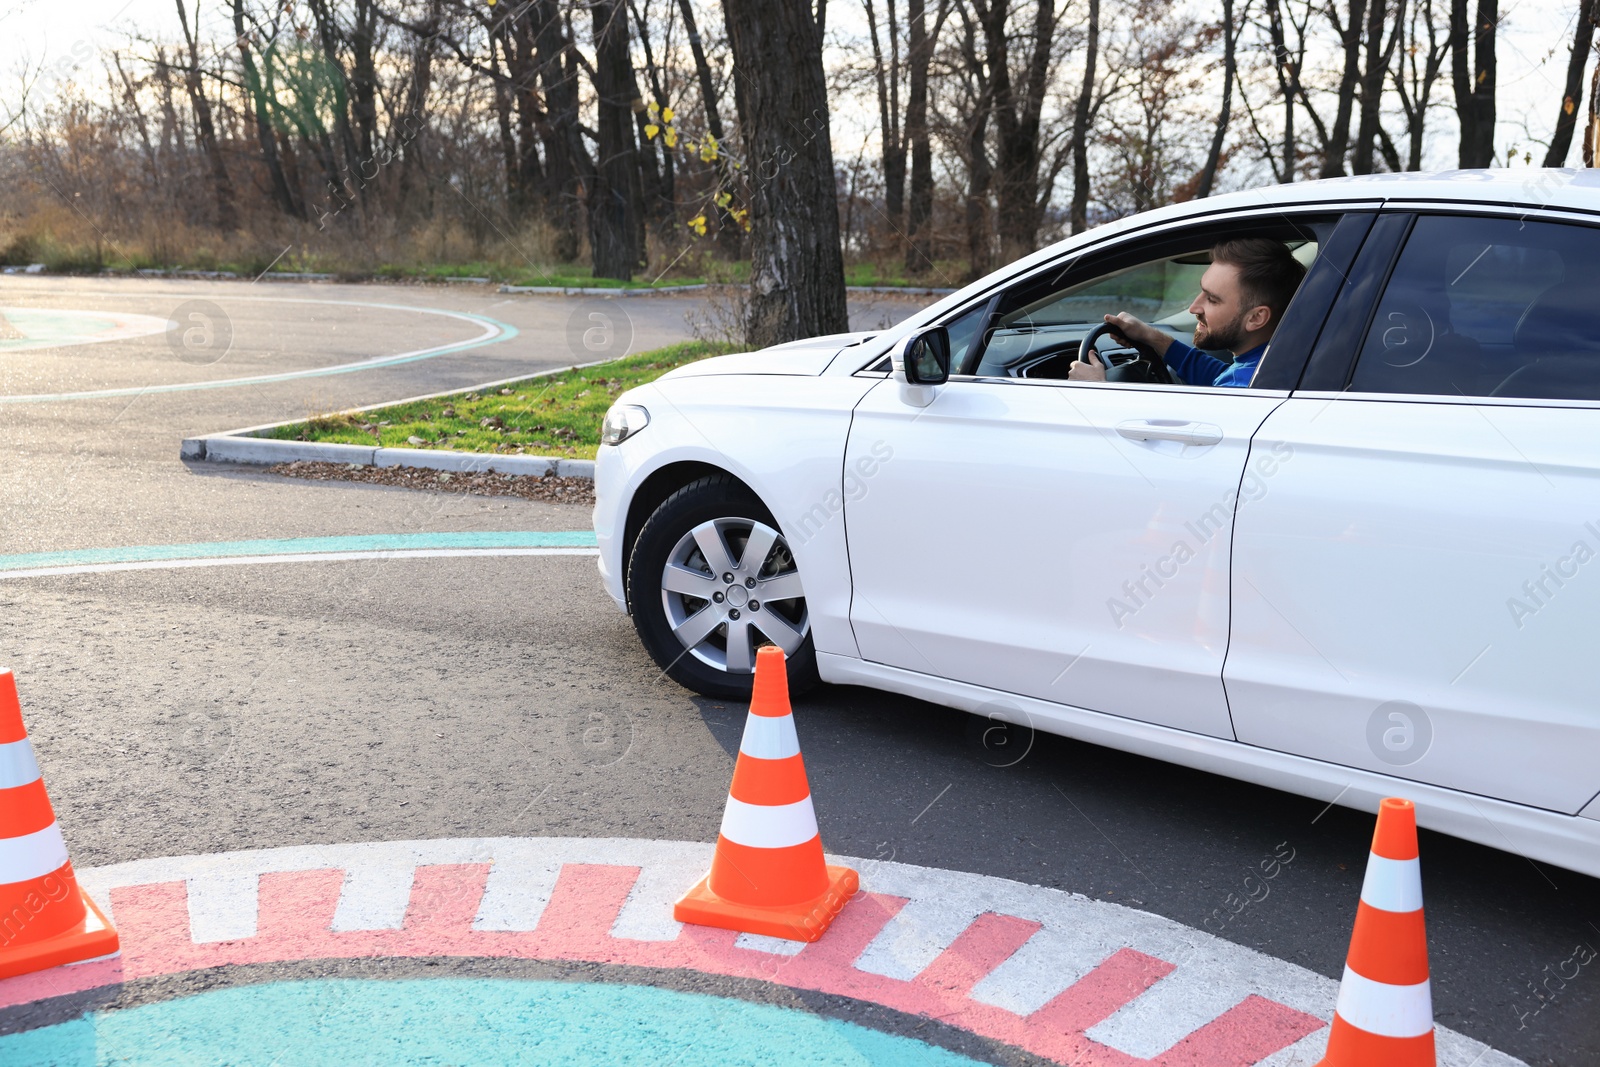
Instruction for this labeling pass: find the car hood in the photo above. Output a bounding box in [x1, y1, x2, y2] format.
[660, 332, 875, 379]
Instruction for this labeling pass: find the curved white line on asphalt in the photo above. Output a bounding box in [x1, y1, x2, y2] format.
[0, 547, 598, 580]
[0, 298, 520, 403]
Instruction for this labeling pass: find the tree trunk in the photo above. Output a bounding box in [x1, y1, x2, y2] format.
[1352, 0, 1405, 173]
[306, 0, 366, 212]
[1264, 0, 1299, 181]
[864, 0, 906, 228]
[964, 86, 993, 281]
[629, 0, 676, 226]
[1451, 0, 1498, 167]
[534, 0, 588, 262]
[722, 0, 849, 346]
[1196, 0, 1235, 197]
[1590, 47, 1600, 164]
[1069, 0, 1098, 229]
[980, 0, 1057, 261]
[904, 0, 938, 270]
[1320, 0, 1369, 177]
[396, 1, 439, 215]
[349, 0, 379, 165]
[588, 0, 646, 280]
[1545, 0, 1596, 166]
[233, 0, 299, 218]
[174, 0, 236, 229]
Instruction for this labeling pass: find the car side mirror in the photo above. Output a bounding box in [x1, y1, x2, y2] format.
[892, 327, 950, 406]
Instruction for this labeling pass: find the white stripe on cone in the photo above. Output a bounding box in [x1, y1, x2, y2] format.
[0, 821, 69, 885]
[1334, 964, 1434, 1038]
[1359, 854, 1424, 913]
[0, 738, 41, 790]
[718, 796, 820, 850]
[738, 714, 801, 761]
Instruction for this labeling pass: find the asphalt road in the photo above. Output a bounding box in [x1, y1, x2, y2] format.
[0, 276, 1595, 1065]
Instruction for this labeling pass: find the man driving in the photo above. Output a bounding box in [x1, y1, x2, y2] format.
[1068, 238, 1308, 388]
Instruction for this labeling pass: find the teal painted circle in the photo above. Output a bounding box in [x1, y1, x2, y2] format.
[0, 978, 990, 1066]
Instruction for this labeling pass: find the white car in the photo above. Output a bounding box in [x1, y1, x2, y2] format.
[593, 170, 1600, 878]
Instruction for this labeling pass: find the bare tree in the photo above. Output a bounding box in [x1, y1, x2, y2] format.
[589, 0, 648, 279]
[1545, 0, 1597, 166]
[1069, 0, 1098, 228]
[1196, 0, 1239, 197]
[1393, 0, 1450, 171]
[174, 0, 237, 229]
[1319, 0, 1369, 177]
[1351, 0, 1405, 173]
[1451, 0, 1497, 167]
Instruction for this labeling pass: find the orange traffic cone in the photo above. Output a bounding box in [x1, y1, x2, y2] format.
[675, 646, 858, 942]
[1317, 796, 1434, 1066]
[0, 669, 119, 980]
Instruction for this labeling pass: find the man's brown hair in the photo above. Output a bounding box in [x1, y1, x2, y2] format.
[1210, 238, 1307, 328]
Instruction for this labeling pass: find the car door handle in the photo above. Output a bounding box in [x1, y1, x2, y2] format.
[1115, 420, 1223, 446]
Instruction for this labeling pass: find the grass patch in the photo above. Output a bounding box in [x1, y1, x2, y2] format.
[264, 340, 737, 460]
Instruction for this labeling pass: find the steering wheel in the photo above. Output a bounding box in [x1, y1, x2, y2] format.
[1077, 322, 1175, 385]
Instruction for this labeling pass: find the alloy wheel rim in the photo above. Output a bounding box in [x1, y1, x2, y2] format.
[659, 517, 808, 674]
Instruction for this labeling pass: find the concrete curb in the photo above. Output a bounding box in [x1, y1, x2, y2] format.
[183, 435, 593, 479]
[498, 283, 708, 296]
[181, 360, 608, 481]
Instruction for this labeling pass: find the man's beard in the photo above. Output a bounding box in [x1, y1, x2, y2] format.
[1194, 309, 1248, 353]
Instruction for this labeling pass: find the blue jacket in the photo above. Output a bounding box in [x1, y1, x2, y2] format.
[1164, 340, 1267, 388]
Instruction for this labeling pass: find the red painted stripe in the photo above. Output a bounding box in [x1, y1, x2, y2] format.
[1346, 901, 1429, 985]
[1324, 1012, 1436, 1065]
[1154, 994, 1324, 1066]
[1029, 947, 1175, 1033]
[707, 835, 830, 906]
[729, 753, 811, 806]
[914, 912, 1041, 999]
[0, 779, 57, 838]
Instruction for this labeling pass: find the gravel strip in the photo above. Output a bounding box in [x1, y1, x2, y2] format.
[267, 460, 595, 506]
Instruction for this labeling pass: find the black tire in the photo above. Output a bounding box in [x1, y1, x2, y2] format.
[627, 474, 819, 700]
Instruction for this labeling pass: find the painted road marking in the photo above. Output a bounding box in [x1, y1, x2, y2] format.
[0, 308, 169, 352]
[0, 837, 1523, 1067]
[0, 298, 518, 403]
[0, 531, 599, 579]
[0, 978, 992, 1066]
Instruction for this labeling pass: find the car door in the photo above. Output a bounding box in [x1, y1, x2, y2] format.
[841, 210, 1368, 738]
[1225, 210, 1600, 813]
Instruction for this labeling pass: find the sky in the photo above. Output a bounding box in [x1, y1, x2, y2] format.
[0, 0, 1586, 174]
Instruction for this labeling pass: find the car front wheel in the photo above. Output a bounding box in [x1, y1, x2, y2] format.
[627, 474, 818, 699]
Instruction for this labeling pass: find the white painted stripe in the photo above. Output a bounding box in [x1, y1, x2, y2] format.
[0, 822, 68, 884]
[0, 738, 41, 789]
[1335, 964, 1433, 1038]
[0, 548, 598, 581]
[739, 713, 801, 760]
[734, 932, 808, 955]
[1360, 854, 1424, 913]
[718, 796, 819, 850]
[185, 871, 261, 942]
[332, 865, 417, 932]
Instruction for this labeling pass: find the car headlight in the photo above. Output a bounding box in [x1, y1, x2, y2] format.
[601, 404, 650, 446]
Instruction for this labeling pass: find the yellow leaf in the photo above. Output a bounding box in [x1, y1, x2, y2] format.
[664, 127, 678, 148]
[647, 100, 660, 114]
[715, 191, 732, 207]
[689, 215, 708, 235]
[662, 106, 675, 122]
[1566, 96, 1577, 116]
[644, 123, 660, 140]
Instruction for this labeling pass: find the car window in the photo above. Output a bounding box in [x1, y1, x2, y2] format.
[969, 239, 1319, 381]
[1348, 215, 1600, 401]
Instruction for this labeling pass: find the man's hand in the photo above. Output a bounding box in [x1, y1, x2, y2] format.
[1101, 312, 1175, 357]
[1067, 352, 1107, 382]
